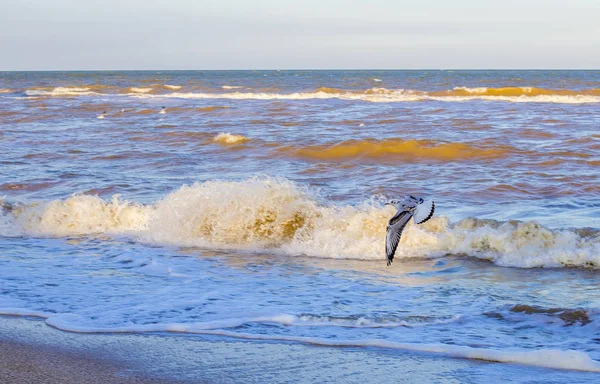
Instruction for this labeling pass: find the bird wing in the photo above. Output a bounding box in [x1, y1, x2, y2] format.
[414, 200, 435, 225]
[386, 209, 414, 266]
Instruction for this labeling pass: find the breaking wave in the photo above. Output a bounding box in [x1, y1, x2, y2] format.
[128, 87, 153, 93]
[137, 86, 600, 103]
[8, 195, 150, 237]
[20, 85, 600, 103]
[2, 178, 599, 269]
[213, 132, 250, 144]
[24, 86, 100, 97]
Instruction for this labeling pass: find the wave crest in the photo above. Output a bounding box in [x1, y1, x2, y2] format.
[213, 132, 250, 145]
[138, 87, 600, 103]
[445, 86, 600, 97]
[280, 139, 508, 161]
[25, 86, 98, 97]
[147, 178, 318, 246]
[20, 84, 600, 103]
[12, 194, 150, 236]
[4, 178, 599, 269]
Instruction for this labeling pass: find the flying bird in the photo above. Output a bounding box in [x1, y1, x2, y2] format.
[385, 196, 435, 266]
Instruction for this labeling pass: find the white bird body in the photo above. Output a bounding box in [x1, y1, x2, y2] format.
[385, 196, 435, 266]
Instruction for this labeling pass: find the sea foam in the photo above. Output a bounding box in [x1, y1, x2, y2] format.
[3, 178, 599, 269]
[4, 309, 598, 372]
[21, 85, 600, 103]
[24, 87, 98, 97]
[213, 132, 250, 144]
[134, 87, 600, 104]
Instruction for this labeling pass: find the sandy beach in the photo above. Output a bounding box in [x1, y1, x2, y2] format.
[2, 315, 599, 383]
[0, 338, 181, 384]
[0, 314, 477, 384]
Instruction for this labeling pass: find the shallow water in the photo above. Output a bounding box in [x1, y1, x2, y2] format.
[0, 71, 599, 376]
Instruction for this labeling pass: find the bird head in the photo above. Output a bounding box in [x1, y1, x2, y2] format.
[386, 195, 424, 211]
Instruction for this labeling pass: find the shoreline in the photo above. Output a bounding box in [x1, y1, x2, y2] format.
[0, 316, 190, 384]
[1, 315, 599, 383]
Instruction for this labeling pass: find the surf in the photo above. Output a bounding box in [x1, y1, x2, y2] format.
[2, 177, 599, 269]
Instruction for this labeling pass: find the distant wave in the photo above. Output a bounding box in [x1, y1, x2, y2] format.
[151, 87, 599, 103]
[213, 132, 249, 144]
[279, 138, 509, 161]
[21, 85, 600, 103]
[445, 86, 600, 97]
[128, 87, 153, 93]
[136, 86, 600, 103]
[2, 177, 599, 269]
[25, 86, 100, 97]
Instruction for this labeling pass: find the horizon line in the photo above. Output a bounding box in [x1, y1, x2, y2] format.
[2, 68, 600, 72]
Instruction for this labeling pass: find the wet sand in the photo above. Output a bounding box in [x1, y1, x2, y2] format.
[0, 339, 180, 384]
[0, 315, 479, 384]
[1, 315, 596, 384]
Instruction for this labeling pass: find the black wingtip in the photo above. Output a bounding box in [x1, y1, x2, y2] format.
[415, 201, 435, 225]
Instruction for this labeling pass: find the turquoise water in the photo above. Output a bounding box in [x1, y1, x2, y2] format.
[0, 71, 599, 379]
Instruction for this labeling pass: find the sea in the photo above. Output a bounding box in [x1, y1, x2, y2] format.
[0, 70, 599, 382]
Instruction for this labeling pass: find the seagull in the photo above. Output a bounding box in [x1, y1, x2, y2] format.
[159, 106, 167, 114]
[385, 195, 435, 266]
[97, 111, 106, 119]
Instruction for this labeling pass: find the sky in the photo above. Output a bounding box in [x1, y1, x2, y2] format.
[1, 0, 599, 70]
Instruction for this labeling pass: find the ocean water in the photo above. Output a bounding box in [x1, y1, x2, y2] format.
[0, 71, 599, 379]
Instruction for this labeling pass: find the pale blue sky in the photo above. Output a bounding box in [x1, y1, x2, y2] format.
[1, 0, 599, 70]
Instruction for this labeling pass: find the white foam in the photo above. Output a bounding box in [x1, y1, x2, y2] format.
[6, 178, 600, 269]
[141, 89, 425, 102]
[453, 86, 488, 94]
[129, 87, 153, 93]
[14, 194, 150, 236]
[21, 85, 600, 103]
[25, 87, 97, 97]
[213, 132, 249, 144]
[198, 331, 600, 372]
[132, 89, 600, 104]
[25, 312, 600, 372]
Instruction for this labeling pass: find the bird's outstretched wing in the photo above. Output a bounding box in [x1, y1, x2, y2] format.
[386, 209, 414, 266]
[414, 200, 435, 224]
